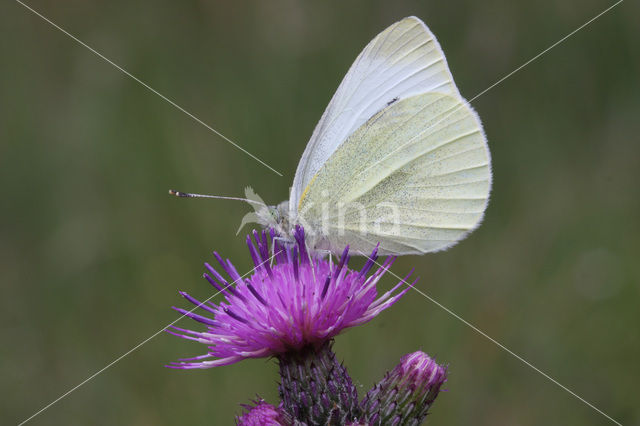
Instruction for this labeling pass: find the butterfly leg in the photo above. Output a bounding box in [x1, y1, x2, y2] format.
[313, 249, 334, 274]
[270, 236, 295, 265]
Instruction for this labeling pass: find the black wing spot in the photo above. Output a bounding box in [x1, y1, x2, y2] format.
[386, 97, 399, 106]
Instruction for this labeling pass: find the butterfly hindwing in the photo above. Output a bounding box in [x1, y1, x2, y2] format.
[298, 93, 491, 255]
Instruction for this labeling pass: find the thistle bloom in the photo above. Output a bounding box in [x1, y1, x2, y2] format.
[167, 226, 412, 369]
[235, 399, 289, 426]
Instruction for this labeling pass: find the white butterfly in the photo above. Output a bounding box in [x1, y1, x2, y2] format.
[237, 16, 491, 256]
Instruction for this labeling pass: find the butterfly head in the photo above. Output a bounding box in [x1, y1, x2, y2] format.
[235, 187, 294, 238]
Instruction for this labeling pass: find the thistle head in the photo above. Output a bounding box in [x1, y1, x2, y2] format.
[167, 226, 412, 368]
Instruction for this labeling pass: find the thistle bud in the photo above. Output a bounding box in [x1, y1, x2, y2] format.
[360, 352, 447, 425]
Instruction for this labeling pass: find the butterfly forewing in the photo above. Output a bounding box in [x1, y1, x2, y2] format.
[291, 16, 463, 211]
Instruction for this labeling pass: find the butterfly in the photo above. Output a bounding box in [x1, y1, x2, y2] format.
[177, 16, 492, 256]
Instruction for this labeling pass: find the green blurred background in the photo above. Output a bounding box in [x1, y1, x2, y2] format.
[2, 0, 639, 424]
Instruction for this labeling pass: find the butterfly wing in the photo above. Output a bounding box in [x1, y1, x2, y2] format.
[298, 93, 491, 255]
[290, 16, 462, 212]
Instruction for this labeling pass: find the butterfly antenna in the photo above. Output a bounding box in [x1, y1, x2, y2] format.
[168, 189, 265, 206]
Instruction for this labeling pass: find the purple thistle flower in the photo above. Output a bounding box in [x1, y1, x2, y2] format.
[167, 226, 413, 369]
[235, 398, 290, 426]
